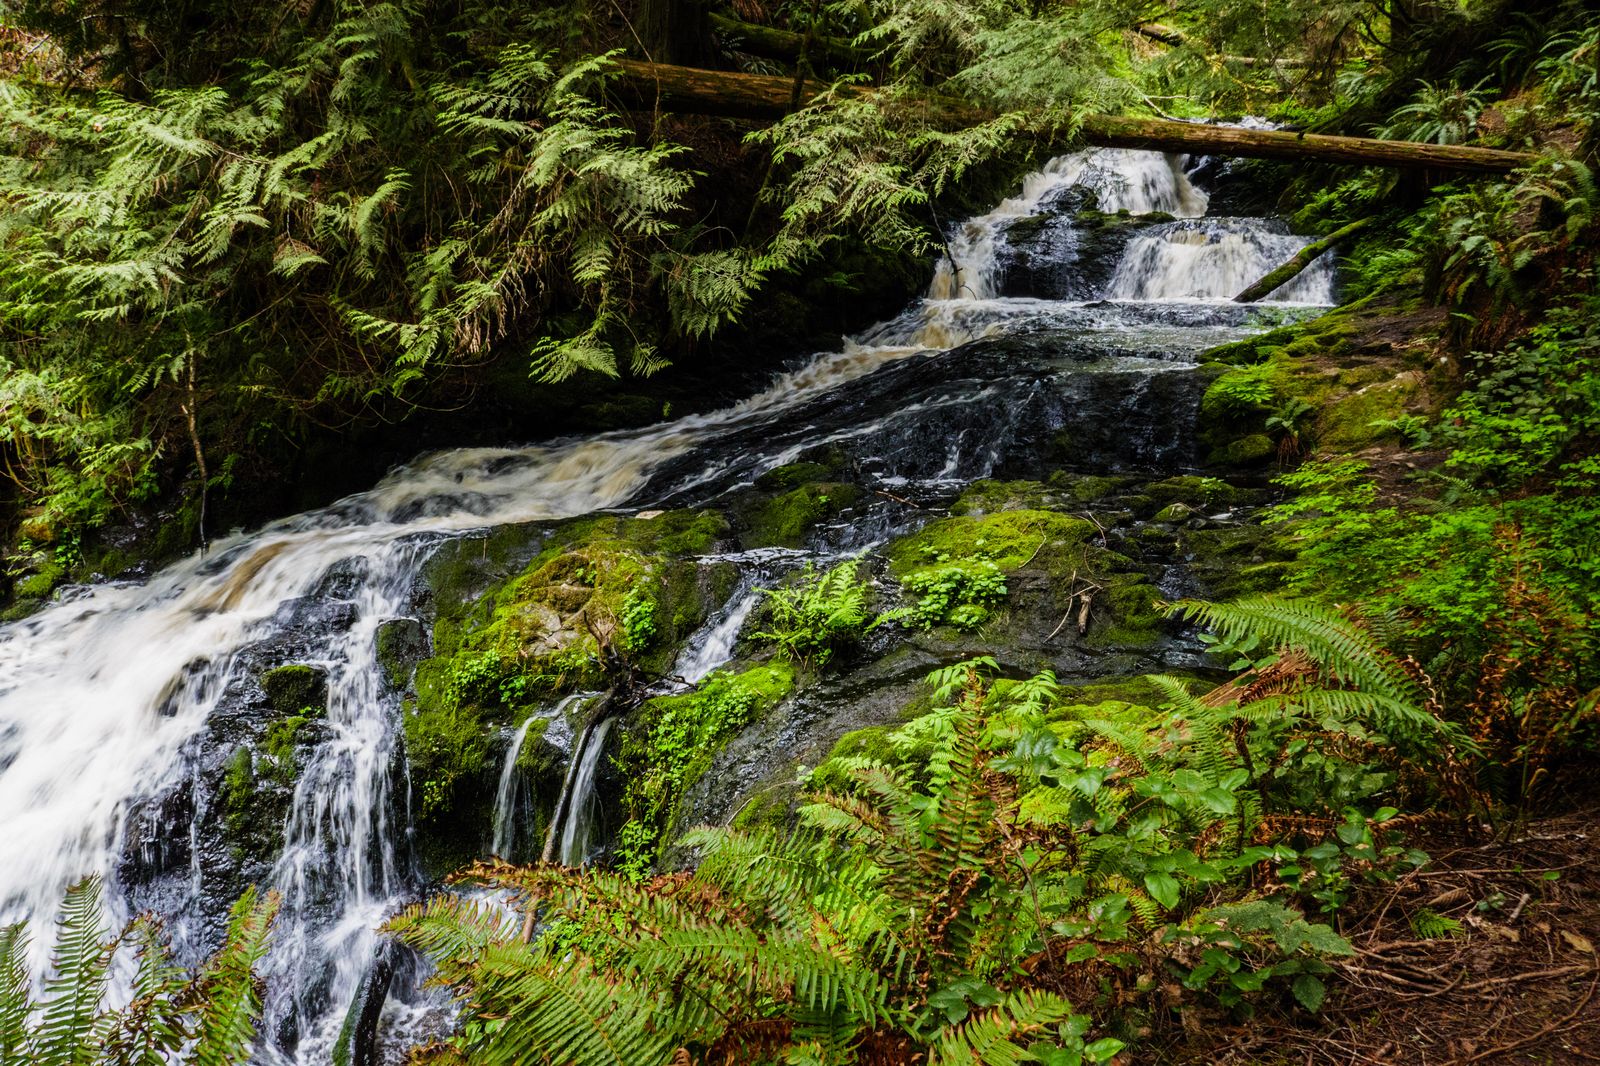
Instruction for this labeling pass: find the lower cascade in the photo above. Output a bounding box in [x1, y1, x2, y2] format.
[0, 146, 1334, 1061]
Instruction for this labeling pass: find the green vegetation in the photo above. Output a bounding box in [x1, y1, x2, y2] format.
[0, 877, 277, 1065]
[404, 509, 726, 838]
[751, 559, 873, 667]
[393, 594, 1461, 1063]
[613, 663, 794, 877]
[5, 0, 1600, 1060]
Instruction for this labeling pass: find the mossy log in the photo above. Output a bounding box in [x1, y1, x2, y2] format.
[610, 59, 1538, 173]
[1233, 217, 1376, 302]
[707, 13, 871, 66]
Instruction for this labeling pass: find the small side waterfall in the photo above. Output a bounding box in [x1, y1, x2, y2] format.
[490, 718, 539, 859]
[492, 691, 594, 862]
[556, 718, 616, 868]
[673, 584, 762, 685]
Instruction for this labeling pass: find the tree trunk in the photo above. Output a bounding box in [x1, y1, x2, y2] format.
[635, 0, 708, 66]
[609, 59, 1538, 174]
[1233, 217, 1377, 302]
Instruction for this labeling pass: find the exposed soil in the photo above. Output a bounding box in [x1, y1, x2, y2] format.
[1185, 809, 1600, 1064]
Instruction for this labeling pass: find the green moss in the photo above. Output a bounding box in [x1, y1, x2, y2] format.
[1181, 526, 1297, 600]
[1146, 476, 1240, 509]
[375, 618, 428, 689]
[259, 665, 327, 717]
[742, 483, 862, 548]
[731, 781, 800, 833]
[1152, 503, 1194, 524]
[1089, 571, 1167, 648]
[14, 561, 65, 600]
[951, 480, 1059, 516]
[217, 743, 293, 865]
[1310, 373, 1420, 449]
[808, 725, 896, 794]
[1055, 676, 1172, 709]
[886, 511, 1095, 580]
[1210, 433, 1276, 467]
[615, 663, 796, 876]
[755, 454, 845, 490]
[1049, 473, 1133, 504]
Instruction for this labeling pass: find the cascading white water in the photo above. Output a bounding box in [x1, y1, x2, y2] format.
[673, 584, 762, 685]
[491, 691, 594, 862]
[490, 719, 539, 859]
[1107, 218, 1335, 302]
[929, 150, 1208, 302]
[556, 718, 617, 867]
[0, 144, 1333, 1061]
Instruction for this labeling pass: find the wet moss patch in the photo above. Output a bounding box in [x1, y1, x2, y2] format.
[741, 483, 862, 548]
[260, 664, 327, 716]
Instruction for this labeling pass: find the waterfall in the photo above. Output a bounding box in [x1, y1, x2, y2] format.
[0, 143, 1334, 1062]
[556, 718, 616, 867]
[491, 691, 594, 862]
[673, 583, 762, 685]
[928, 150, 1208, 302]
[1107, 218, 1335, 303]
[490, 718, 538, 859]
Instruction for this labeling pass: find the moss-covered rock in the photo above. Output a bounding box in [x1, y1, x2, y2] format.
[259, 664, 328, 717]
[375, 618, 428, 689]
[617, 663, 796, 872]
[1210, 433, 1276, 467]
[886, 510, 1096, 581]
[407, 509, 730, 847]
[950, 480, 1065, 516]
[741, 483, 862, 548]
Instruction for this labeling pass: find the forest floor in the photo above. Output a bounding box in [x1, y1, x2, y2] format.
[1185, 807, 1600, 1064]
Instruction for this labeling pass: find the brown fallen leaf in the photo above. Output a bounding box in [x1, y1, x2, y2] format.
[1559, 929, 1594, 954]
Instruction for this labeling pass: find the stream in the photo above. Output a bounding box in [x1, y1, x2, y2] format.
[0, 145, 1333, 1063]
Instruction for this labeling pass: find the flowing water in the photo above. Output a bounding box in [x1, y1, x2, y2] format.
[555, 717, 618, 868]
[0, 146, 1333, 1061]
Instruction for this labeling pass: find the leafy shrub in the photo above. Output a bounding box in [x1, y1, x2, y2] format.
[1377, 79, 1495, 145]
[620, 585, 658, 654]
[880, 557, 1008, 630]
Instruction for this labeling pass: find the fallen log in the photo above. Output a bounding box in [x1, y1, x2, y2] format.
[610, 59, 1538, 173]
[707, 13, 871, 66]
[1233, 217, 1376, 302]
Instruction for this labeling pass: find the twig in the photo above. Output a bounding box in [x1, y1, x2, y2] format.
[1455, 955, 1600, 1063]
[873, 488, 926, 509]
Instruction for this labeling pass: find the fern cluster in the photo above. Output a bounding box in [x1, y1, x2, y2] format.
[385, 593, 1461, 1063]
[0, 877, 278, 1066]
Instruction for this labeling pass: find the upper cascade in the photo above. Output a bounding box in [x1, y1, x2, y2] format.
[929, 150, 1209, 302]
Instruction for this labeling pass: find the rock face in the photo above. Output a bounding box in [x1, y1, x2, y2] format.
[993, 189, 1177, 301]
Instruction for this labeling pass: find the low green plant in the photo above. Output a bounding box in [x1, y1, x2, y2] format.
[612, 664, 794, 878]
[751, 559, 872, 667]
[1202, 362, 1281, 420]
[620, 585, 659, 654]
[880, 557, 1008, 630]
